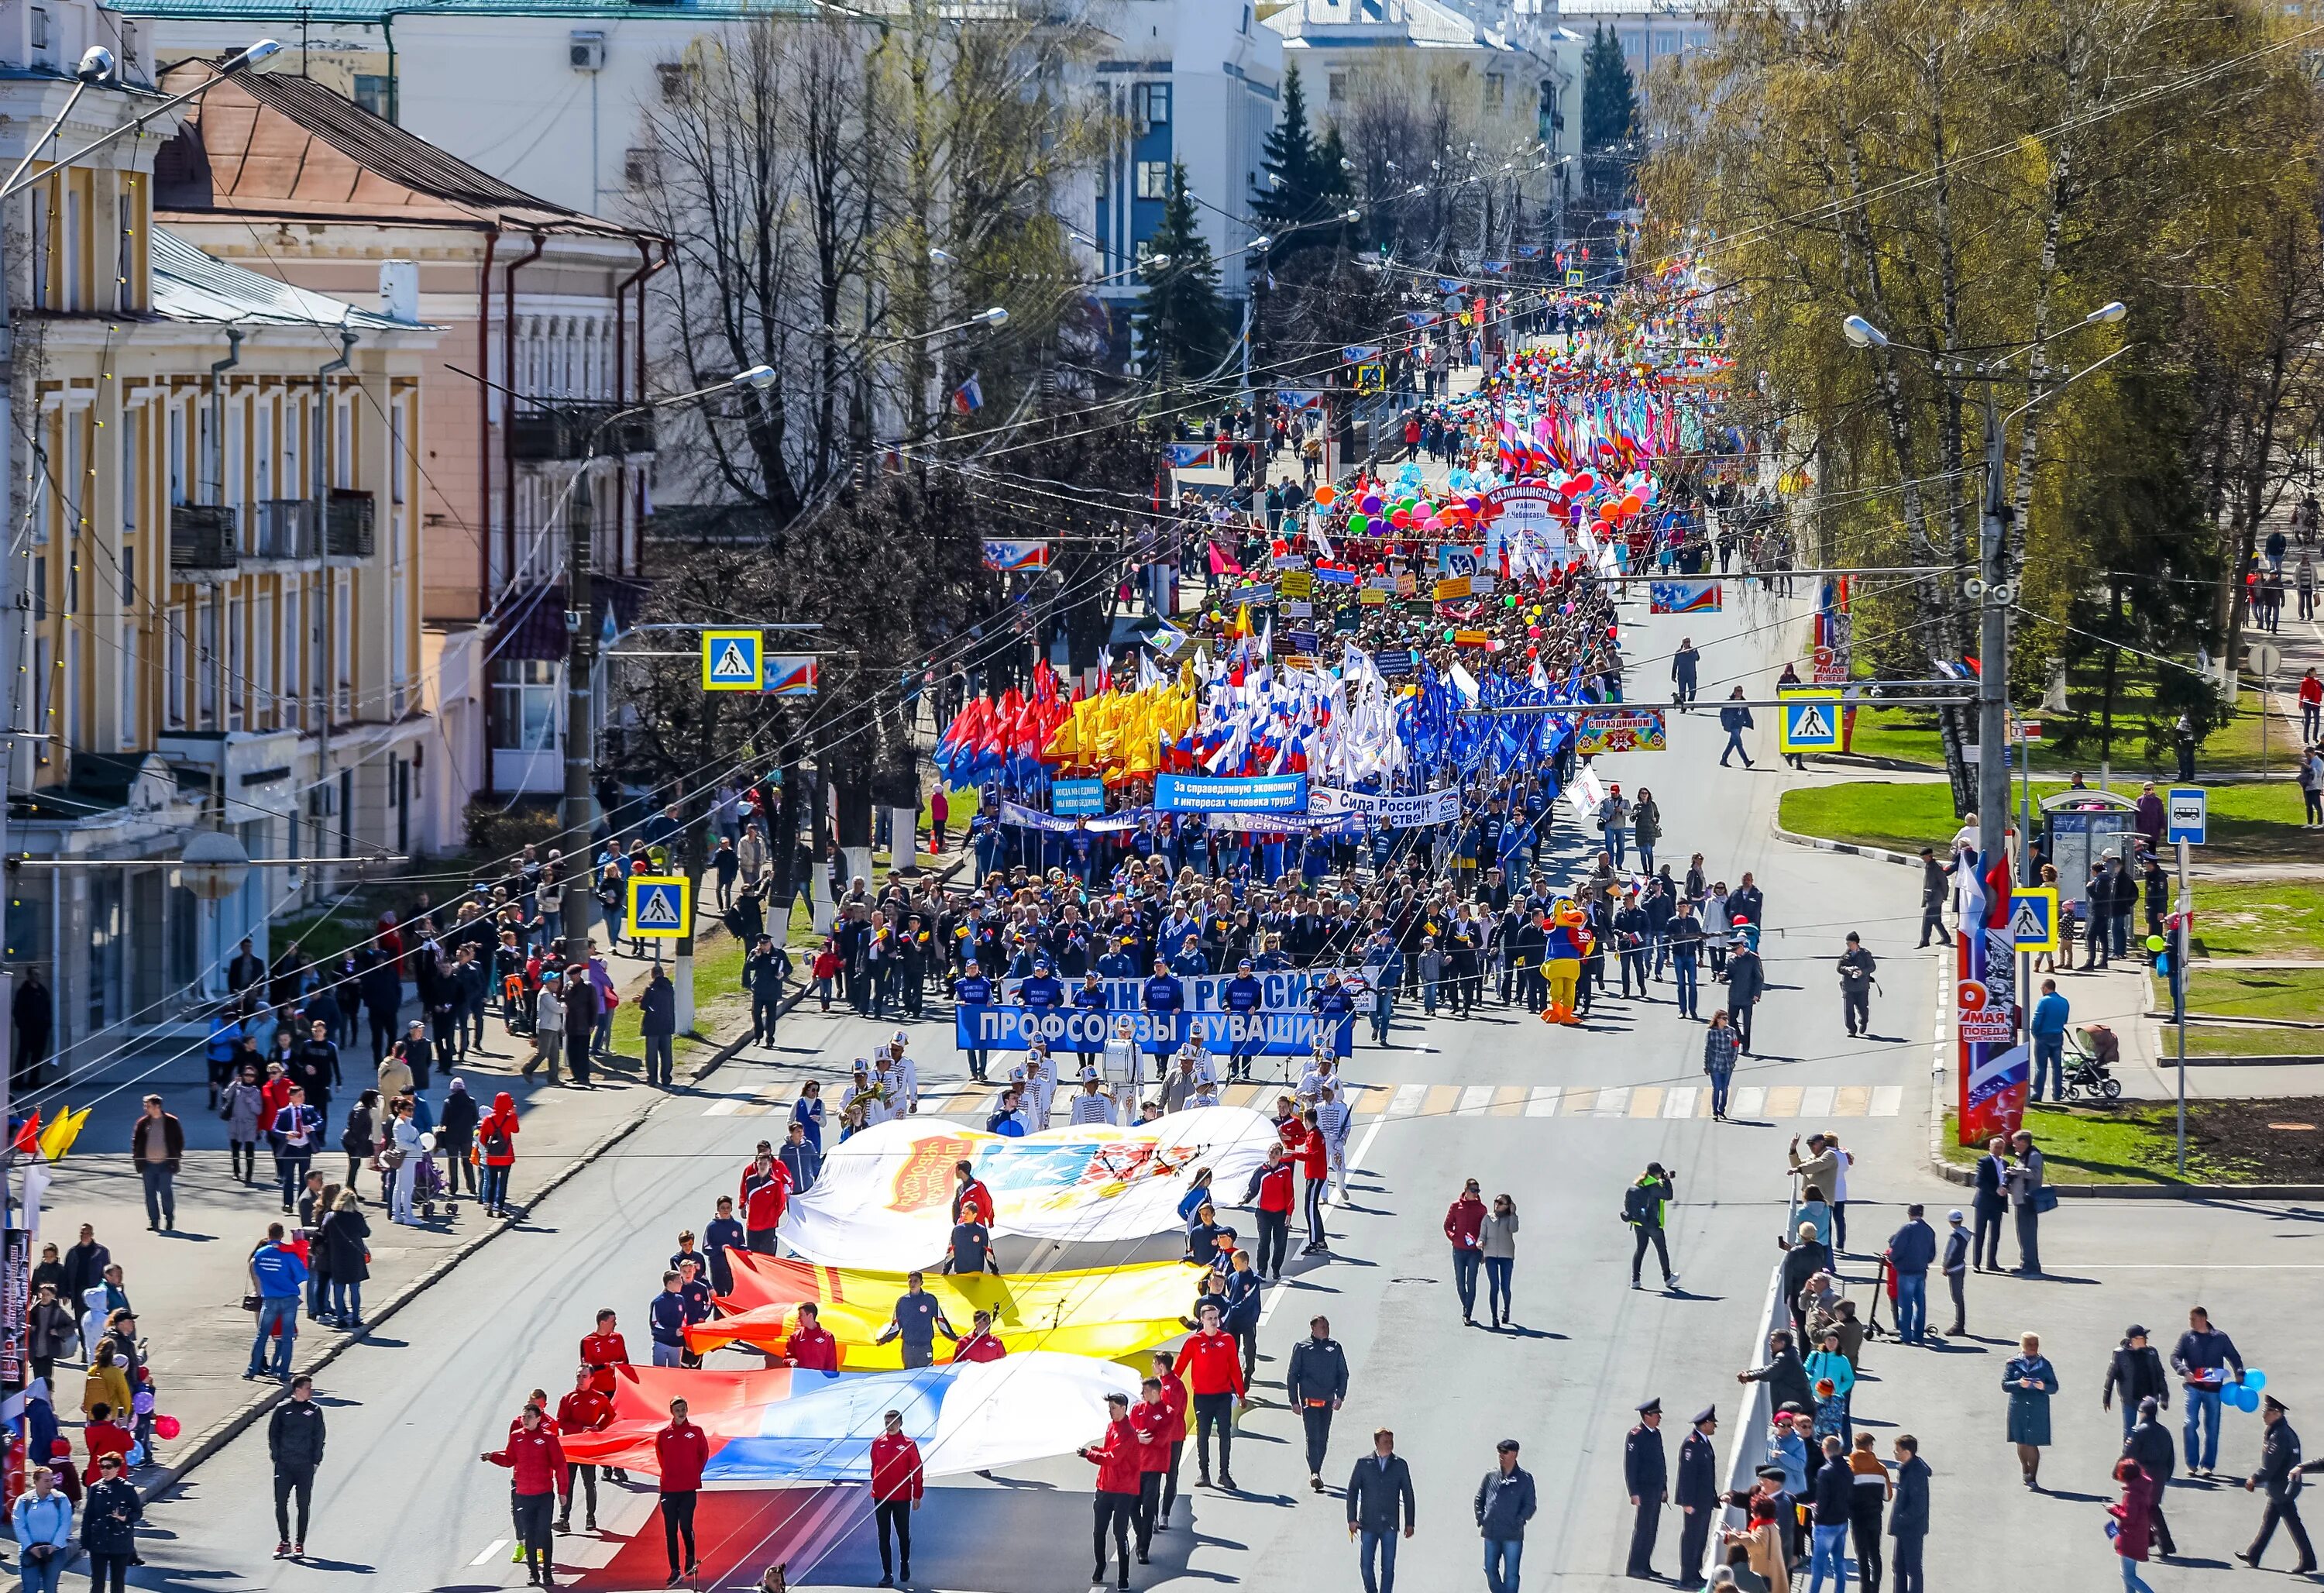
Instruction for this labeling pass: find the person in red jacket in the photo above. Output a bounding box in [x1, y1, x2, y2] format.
[1298, 1106, 1332, 1255]
[1081, 1392, 1142, 1589]
[1445, 1177, 1487, 1326]
[1148, 1350, 1189, 1530]
[869, 1408, 923, 1588]
[1129, 1375, 1174, 1560]
[579, 1309, 631, 1482]
[554, 1368, 613, 1532]
[739, 1147, 792, 1255]
[654, 1397, 709, 1584]
[951, 1160, 995, 1227]
[1244, 1144, 1297, 1283]
[953, 1309, 1007, 1364]
[787, 1301, 842, 1375]
[479, 1091, 521, 1218]
[483, 1404, 567, 1587]
[1171, 1299, 1246, 1490]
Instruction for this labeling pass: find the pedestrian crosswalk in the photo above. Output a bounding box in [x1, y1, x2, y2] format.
[702, 1078, 1903, 1123]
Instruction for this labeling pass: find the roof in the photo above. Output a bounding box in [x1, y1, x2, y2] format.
[154, 60, 642, 237]
[119, 0, 813, 19]
[1266, 0, 1514, 48]
[150, 227, 426, 329]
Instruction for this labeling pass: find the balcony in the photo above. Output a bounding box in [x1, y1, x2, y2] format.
[169, 504, 239, 573]
[509, 401, 656, 462]
[253, 499, 321, 560]
[326, 490, 375, 559]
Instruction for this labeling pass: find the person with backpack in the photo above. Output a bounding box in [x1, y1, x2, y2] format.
[1623, 1164, 1679, 1292]
[479, 1092, 521, 1218]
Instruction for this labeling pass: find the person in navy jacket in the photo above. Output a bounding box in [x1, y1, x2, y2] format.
[1143, 962, 1186, 1068]
[1222, 960, 1266, 1081]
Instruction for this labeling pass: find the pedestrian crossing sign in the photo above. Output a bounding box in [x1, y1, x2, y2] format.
[2009, 888, 2058, 953]
[701, 629, 764, 692]
[627, 874, 691, 939]
[1777, 690, 1844, 754]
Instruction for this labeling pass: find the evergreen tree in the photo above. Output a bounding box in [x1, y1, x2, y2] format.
[1253, 62, 1325, 232]
[1581, 25, 1637, 153]
[1136, 162, 1233, 384]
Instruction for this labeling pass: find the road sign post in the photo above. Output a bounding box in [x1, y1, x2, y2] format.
[701, 630, 765, 692]
[2161, 786, 2206, 1172]
[627, 874, 692, 944]
[2008, 889, 2058, 953]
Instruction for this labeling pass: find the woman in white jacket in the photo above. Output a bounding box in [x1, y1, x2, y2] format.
[387, 1099, 426, 1225]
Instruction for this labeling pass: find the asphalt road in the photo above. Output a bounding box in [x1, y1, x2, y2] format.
[119, 581, 2319, 1593]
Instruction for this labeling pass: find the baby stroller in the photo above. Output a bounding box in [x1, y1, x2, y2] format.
[2061, 1024, 2124, 1104]
[412, 1144, 456, 1221]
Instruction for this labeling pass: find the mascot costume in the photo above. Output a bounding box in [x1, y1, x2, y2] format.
[1539, 897, 1592, 1026]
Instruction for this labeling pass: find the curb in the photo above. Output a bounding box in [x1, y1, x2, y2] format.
[1771, 821, 1923, 868]
[1921, 1161, 2324, 1199]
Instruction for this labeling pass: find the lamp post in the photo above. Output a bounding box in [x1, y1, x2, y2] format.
[559, 363, 778, 952]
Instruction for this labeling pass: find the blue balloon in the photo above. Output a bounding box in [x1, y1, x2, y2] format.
[2235, 1385, 2260, 1412]
[2247, 1369, 2267, 1392]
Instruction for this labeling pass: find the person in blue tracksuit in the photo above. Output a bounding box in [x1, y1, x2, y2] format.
[1222, 961, 1265, 1082]
[1144, 963, 1186, 1072]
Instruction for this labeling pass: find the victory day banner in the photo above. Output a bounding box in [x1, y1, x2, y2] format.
[961, 970, 1360, 1057]
[1573, 707, 1669, 755]
[562, 1357, 1138, 1484]
[775, 1108, 1279, 1269]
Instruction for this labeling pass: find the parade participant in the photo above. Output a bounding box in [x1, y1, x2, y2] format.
[1150, 1348, 1190, 1530]
[869, 1409, 923, 1589]
[1172, 1299, 1246, 1491]
[655, 1398, 709, 1585]
[1286, 1313, 1350, 1493]
[873, 1272, 960, 1369]
[739, 1143, 792, 1257]
[788, 1301, 841, 1374]
[1079, 1392, 1142, 1590]
[953, 1309, 1007, 1363]
[1129, 1376, 1172, 1558]
[482, 1404, 566, 1588]
[554, 1368, 612, 1533]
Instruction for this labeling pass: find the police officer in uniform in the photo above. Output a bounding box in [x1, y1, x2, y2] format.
[2241, 1395, 2323, 1572]
[1674, 1405, 1721, 1586]
[1624, 1397, 1667, 1580]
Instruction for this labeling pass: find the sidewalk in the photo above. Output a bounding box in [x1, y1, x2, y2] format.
[30, 920, 752, 1500]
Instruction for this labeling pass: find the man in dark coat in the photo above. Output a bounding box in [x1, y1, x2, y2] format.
[1971, 1134, 2009, 1271]
[1286, 1315, 1350, 1492]
[1739, 1329, 1817, 1418]
[1889, 1436, 1930, 1589]
[1623, 1398, 1667, 1580]
[12, 965, 53, 1089]
[1673, 1406, 1720, 1586]
[2104, 1325, 2171, 1435]
[2240, 1395, 2322, 1572]
[2124, 1396, 2178, 1556]
[1915, 848, 1951, 947]
[1886, 1204, 1938, 1344]
[1346, 1428, 1416, 1593]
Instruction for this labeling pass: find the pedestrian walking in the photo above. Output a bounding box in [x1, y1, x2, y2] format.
[1719, 688, 1756, 768]
[870, 1408, 923, 1588]
[1149, 1349, 1189, 1531]
[1474, 1439, 1537, 1593]
[1480, 1194, 1519, 1326]
[130, 1095, 184, 1232]
[1836, 934, 1877, 1038]
[1080, 1392, 1141, 1591]
[1885, 1204, 1937, 1345]
[2104, 1325, 2171, 1438]
[1915, 848, 1949, 948]
[1622, 1164, 1679, 1291]
[2123, 1396, 2178, 1557]
[2172, 1305, 2246, 1477]
[1243, 1143, 1295, 1282]
[2112, 1456, 2163, 1593]
[12, 1464, 73, 1593]
[1346, 1429, 1416, 1593]
[1127, 1375, 1171, 1558]
[1446, 1178, 1487, 1326]
[1624, 1398, 1668, 1579]
[655, 1397, 708, 1585]
[1674, 1407, 1720, 1586]
[483, 1403, 566, 1588]
[1286, 1315, 1349, 1492]
[1703, 1011, 1739, 1120]
[2004, 1332, 2061, 1489]
[1889, 1436, 1928, 1593]
[1724, 935, 1765, 1053]
[267, 1375, 326, 1558]
[555, 1368, 612, 1532]
[1940, 1209, 1970, 1337]
[245, 1223, 308, 1382]
[79, 1454, 139, 1593]
[739, 1144, 792, 1256]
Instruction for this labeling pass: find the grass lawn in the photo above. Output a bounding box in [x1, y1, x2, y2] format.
[2151, 966, 2324, 1024]
[607, 931, 751, 1051]
[2178, 1024, 2324, 1058]
[2189, 880, 2324, 959]
[1779, 779, 2324, 865]
[1839, 698, 2295, 777]
[1938, 1101, 2283, 1185]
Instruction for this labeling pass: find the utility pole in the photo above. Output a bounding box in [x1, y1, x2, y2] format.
[562, 464, 597, 951]
[1976, 385, 2013, 876]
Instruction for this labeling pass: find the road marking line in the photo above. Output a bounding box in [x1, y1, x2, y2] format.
[1764, 1086, 1803, 1118]
[1800, 1086, 1836, 1120]
[704, 1097, 741, 1116]
[1224, 1083, 1267, 1109]
[1525, 1086, 1563, 1116]
[469, 1540, 510, 1567]
[1834, 1086, 1872, 1117]
[1422, 1084, 1464, 1118]
[1489, 1086, 1530, 1116]
[1730, 1086, 1767, 1119]
[1390, 1083, 1426, 1117]
[1664, 1086, 1700, 1119]
[1872, 1086, 1904, 1118]
[1459, 1085, 1496, 1116]
[1563, 1088, 1599, 1116]
[1628, 1086, 1664, 1117]
[1593, 1086, 1632, 1117]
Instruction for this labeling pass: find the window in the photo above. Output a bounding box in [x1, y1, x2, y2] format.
[32, 639, 50, 764]
[1133, 82, 1171, 130]
[120, 408, 138, 535]
[655, 61, 691, 101]
[198, 597, 216, 727]
[352, 74, 397, 120]
[390, 400, 406, 504]
[490, 659, 559, 751]
[1485, 72, 1506, 113]
[624, 147, 656, 187]
[29, 193, 47, 309]
[282, 588, 301, 725]
[167, 404, 185, 504]
[1328, 71, 1349, 104]
[256, 402, 273, 501]
[1135, 160, 1171, 200]
[254, 595, 273, 729]
[118, 617, 136, 748]
[165, 607, 185, 728]
[121, 545, 134, 606]
[227, 594, 245, 731]
[333, 573, 350, 717]
[29, 7, 49, 53]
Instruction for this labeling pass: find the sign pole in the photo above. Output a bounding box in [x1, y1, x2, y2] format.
[2175, 835, 2191, 1175]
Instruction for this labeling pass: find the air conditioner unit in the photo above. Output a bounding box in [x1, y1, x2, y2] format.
[569, 29, 606, 71]
[308, 786, 338, 818]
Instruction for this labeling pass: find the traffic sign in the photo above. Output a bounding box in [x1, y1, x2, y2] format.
[2009, 888, 2058, 952]
[1777, 690, 1844, 754]
[1353, 361, 1385, 394]
[701, 629, 764, 692]
[1564, 268, 1584, 287]
[627, 874, 691, 939]
[2166, 786, 2208, 846]
[2249, 640, 2284, 682]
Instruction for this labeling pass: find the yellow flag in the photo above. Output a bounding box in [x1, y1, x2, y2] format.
[39, 1106, 90, 1161]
